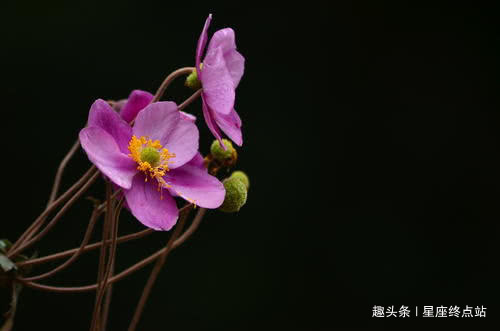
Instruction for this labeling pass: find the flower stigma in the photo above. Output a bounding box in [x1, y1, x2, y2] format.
[128, 135, 175, 193]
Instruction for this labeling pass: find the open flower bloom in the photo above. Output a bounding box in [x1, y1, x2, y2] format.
[196, 14, 245, 146]
[79, 99, 225, 230]
[113, 89, 196, 123]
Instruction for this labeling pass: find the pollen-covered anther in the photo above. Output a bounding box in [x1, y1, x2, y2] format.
[128, 135, 175, 187]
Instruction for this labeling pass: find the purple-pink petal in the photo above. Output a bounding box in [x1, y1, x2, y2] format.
[201, 96, 223, 143]
[125, 175, 179, 231]
[201, 46, 235, 115]
[196, 14, 212, 79]
[133, 102, 199, 169]
[214, 108, 243, 146]
[206, 28, 245, 88]
[180, 111, 196, 123]
[79, 126, 137, 189]
[87, 99, 132, 154]
[166, 156, 225, 209]
[119, 90, 154, 123]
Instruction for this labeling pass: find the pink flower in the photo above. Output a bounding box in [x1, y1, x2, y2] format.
[196, 14, 245, 146]
[79, 99, 225, 230]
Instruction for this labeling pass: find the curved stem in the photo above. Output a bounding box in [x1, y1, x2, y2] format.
[127, 208, 192, 331]
[8, 171, 100, 258]
[16, 228, 153, 267]
[152, 67, 195, 103]
[178, 89, 202, 111]
[21, 206, 102, 282]
[47, 139, 81, 206]
[16, 207, 206, 293]
[9, 166, 97, 255]
[16, 203, 192, 268]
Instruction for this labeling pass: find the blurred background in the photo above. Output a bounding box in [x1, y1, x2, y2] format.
[1, 2, 499, 329]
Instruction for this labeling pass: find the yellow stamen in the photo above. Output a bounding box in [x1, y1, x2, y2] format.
[128, 135, 175, 190]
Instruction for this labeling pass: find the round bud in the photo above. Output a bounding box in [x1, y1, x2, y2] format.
[185, 69, 202, 90]
[210, 139, 236, 162]
[219, 177, 248, 213]
[230, 171, 250, 190]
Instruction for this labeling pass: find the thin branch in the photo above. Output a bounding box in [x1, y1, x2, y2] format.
[47, 139, 81, 206]
[16, 204, 192, 267]
[9, 166, 97, 255]
[178, 89, 202, 111]
[16, 206, 207, 293]
[127, 208, 193, 331]
[90, 196, 123, 331]
[21, 206, 102, 281]
[8, 171, 100, 258]
[152, 67, 196, 103]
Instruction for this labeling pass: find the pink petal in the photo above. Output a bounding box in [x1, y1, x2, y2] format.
[133, 102, 199, 169]
[119, 90, 154, 123]
[188, 153, 206, 170]
[87, 99, 132, 154]
[196, 14, 212, 79]
[202, 95, 223, 144]
[201, 46, 235, 115]
[166, 156, 225, 209]
[79, 127, 137, 189]
[180, 111, 196, 123]
[207, 28, 245, 88]
[125, 175, 179, 231]
[214, 108, 243, 146]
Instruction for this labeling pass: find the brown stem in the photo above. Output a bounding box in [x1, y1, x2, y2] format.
[21, 206, 102, 281]
[16, 207, 206, 293]
[100, 258, 115, 331]
[127, 208, 192, 331]
[152, 67, 196, 103]
[16, 228, 153, 268]
[9, 166, 97, 255]
[90, 196, 122, 331]
[47, 139, 81, 206]
[16, 204, 191, 268]
[8, 170, 100, 258]
[178, 89, 202, 111]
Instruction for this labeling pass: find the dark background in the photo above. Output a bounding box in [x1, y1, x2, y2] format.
[1, 2, 499, 330]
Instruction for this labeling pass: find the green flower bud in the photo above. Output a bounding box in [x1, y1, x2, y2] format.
[230, 171, 250, 190]
[185, 69, 202, 90]
[219, 177, 247, 213]
[210, 139, 236, 162]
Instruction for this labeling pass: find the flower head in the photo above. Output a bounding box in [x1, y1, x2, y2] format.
[196, 14, 245, 146]
[79, 99, 225, 230]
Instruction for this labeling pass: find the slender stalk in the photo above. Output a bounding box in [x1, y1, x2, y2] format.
[152, 67, 196, 103]
[178, 89, 202, 111]
[16, 228, 153, 267]
[16, 207, 206, 293]
[16, 204, 191, 268]
[100, 258, 115, 331]
[127, 208, 193, 331]
[47, 139, 81, 206]
[8, 171, 100, 258]
[21, 206, 102, 281]
[90, 196, 122, 331]
[9, 166, 97, 255]
[90, 183, 114, 330]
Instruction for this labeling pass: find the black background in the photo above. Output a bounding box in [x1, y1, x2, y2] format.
[1, 2, 499, 330]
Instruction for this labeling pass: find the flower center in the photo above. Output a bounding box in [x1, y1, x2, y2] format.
[140, 147, 160, 167]
[128, 135, 175, 188]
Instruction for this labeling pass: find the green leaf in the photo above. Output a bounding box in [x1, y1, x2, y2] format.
[0, 254, 16, 273]
[0, 239, 13, 254]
